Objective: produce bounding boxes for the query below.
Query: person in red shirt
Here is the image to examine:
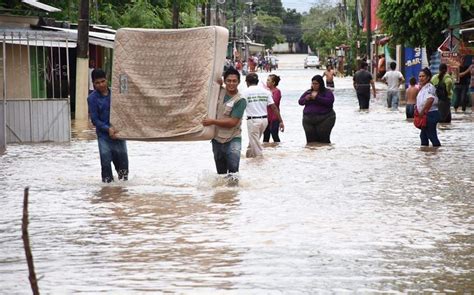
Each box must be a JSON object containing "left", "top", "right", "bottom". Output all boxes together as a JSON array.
[{"left": 263, "top": 74, "right": 282, "bottom": 143}]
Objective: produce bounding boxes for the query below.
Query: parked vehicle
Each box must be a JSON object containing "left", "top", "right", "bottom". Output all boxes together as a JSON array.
[{"left": 304, "top": 55, "right": 320, "bottom": 69}]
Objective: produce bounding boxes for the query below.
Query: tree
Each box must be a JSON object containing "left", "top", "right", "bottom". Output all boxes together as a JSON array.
[
  {"left": 31, "top": 0, "right": 206, "bottom": 29},
  {"left": 253, "top": 13, "right": 285, "bottom": 48},
  {"left": 302, "top": 2, "right": 366, "bottom": 72},
  {"left": 98, "top": 0, "right": 170, "bottom": 29},
  {"left": 251, "top": 0, "right": 284, "bottom": 18},
  {"left": 377, "top": 0, "right": 474, "bottom": 54},
  {"left": 281, "top": 9, "right": 302, "bottom": 53},
  {"left": 302, "top": 4, "right": 341, "bottom": 56}
]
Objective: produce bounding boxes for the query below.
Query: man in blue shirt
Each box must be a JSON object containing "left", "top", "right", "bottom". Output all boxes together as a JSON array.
[{"left": 87, "top": 69, "right": 129, "bottom": 183}]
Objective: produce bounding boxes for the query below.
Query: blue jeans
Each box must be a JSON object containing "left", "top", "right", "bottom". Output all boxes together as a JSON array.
[
  {"left": 212, "top": 138, "right": 241, "bottom": 174},
  {"left": 406, "top": 104, "right": 415, "bottom": 119},
  {"left": 420, "top": 111, "right": 441, "bottom": 147},
  {"left": 386, "top": 90, "right": 399, "bottom": 110},
  {"left": 98, "top": 136, "right": 129, "bottom": 182}
]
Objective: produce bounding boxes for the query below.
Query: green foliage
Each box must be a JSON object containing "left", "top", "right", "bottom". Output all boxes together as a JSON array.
[
  {"left": 377, "top": 0, "right": 474, "bottom": 51},
  {"left": 222, "top": 0, "right": 300, "bottom": 47},
  {"left": 253, "top": 13, "right": 285, "bottom": 48},
  {"left": 113, "top": 0, "right": 169, "bottom": 28},
  {"left": 99, "top": 0, "right": 205, "bottom": 29},
  {"left": 15, "top": 0, "right": 204, "bottom": 29},
  {"left": 178, "top": 9, "right": 202, "bottom": 28},
  {"left": 282, "top": 9, "right": 303, "bottom": 44},
  {"left": 252, "top": 0, "right": 284, "bottom": 18},
  {"left": 301, "top": 1, "right": 366, "bottom": 70},
  {"left": 377, "top": 0, "right": 446, "bottom": 50},
  {"left": 302, "top": 5, "right": 344, "bottom": 56}
]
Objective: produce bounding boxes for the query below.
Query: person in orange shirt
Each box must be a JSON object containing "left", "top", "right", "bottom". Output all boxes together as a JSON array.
[{"left": 377, "top": 54, "right": 386, "bottom": 80}]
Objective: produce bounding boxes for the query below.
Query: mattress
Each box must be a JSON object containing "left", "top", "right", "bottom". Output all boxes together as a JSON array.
[{"left": 110, "top": 26, "right": 229, "bottom": 141}]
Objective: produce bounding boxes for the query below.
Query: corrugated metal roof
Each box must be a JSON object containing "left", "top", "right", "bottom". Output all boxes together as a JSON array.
[
  {"left": 3, "top": 39, "right": 76, "bottom": 48},
  {"left": 40, "top": 26, "right": 115, "bottom": 48},
  {"left": 21, "top": 0, "right": 61, "bottom": 13}
]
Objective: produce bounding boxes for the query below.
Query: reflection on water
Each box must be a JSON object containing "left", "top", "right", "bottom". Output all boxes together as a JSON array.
[
  {"left": 80, "top": 188, "right": 242, "bottom": 292},
  {"left": 0, "top": 69, "right": 473, "bottom": 293}
]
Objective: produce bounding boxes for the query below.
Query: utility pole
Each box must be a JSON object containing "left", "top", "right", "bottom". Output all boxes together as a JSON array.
[
  {"left": 206, "top": 2, "right": 211, "bottom": 26},
  {"left": 232, "top": 0, "right": 236, "bottom": 61},
  {"left": 366, "top": 0, "right": 371, "bottom": 72},
  {"left": 201, "top": 3, "right": 206, "bottom": 25},
  {"left": 75, "top": 0, "right": 89, "bottom": 121},
  {"left": 356, "top": 0, "right": 360, "bottom": 36},
  {"left": 172, "top": 0, "right": 179, "bottom": 28},
  {"left": 216, "top": 3, "right": 220, "bottom": 26}
]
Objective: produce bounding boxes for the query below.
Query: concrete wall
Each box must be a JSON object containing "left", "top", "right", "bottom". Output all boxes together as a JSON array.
[
  {"left": 272, "top": 43, "right": 291, "bottom": 53},
  {"left": 272, "top": 42, "right": 308, "bottom": 54},
  {"left": 0, "top": 44, "right": 32, "bottom": 99}
]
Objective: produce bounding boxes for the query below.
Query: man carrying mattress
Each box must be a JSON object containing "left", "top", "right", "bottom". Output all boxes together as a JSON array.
[
  {"left": 88, "top": 69, "right": 129, "bottom": 183},
  {"left": 203, "top": 68, "right": 247, "bottom": 178}
]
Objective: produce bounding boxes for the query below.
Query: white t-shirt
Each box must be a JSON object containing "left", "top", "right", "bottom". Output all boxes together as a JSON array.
[
  {"left": 416, "top": 83, "right": 438, "bottom": 112},
  {"left": 241, "top": 85, "right": 274, "bottom": 117},
  {"left": 88, "top": 68, "right": 94, "bottom": 91},
  {"left": 382, "top": 70, "right": 404, "bottom": 91}
]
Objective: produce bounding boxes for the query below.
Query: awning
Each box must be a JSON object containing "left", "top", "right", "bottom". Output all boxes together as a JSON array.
[
  {"left": 449, "top": 18, "right": 474, "bottom": 30},
  {"left": 92, "top": 25, "right": 117, "bottom": 34},
  {"left": 438, "top": 34, "right": 460, "bottom": 52},
  {"left": 41, "top": 26, "right": 115, "bottom": 48},
  {"left": 21, "top": 0, "right": 61, "bottom": 12},
  {"left": 378, "top": 36, "right": 390, "bottom": 46}
]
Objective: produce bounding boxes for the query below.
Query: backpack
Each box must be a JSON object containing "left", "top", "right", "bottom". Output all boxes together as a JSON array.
[{"left": 435, "top": 77, "right": 449, "bottom": 101}]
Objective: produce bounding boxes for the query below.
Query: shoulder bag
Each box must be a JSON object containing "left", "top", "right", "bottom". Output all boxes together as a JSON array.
[{"left": 413, "top": 106, "right": 427, "bottom": 129}]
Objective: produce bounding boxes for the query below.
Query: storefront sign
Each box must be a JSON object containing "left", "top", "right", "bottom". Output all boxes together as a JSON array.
[{"left": 404, "top": 47, "right": 422, "bottom": 87}]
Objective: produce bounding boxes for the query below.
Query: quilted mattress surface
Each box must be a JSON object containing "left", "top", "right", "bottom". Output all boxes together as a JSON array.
[{"left": 110, "top": 26, "right": 229, "bottom": 141}]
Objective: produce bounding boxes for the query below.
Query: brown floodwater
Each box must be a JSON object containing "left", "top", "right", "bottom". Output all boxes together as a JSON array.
[{"left": 1, "top": 65, "right": 473, "bottom": 293}]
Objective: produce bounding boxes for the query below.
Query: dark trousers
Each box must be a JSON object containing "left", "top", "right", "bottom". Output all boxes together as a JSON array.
[
  {"left": 454, "top": 84, "right": 469, "bottom": 111},
  {"left": 98, "top": 136, "right": 129, "bottom": 182},
  {"left": 438, "top": 100, "right": 451, "bottom": 123},
  {"left": 263, "top": 120, "right": 280, "bottom": 142},
  {"left": 420, "top": 111, "right": 441, "bottom": 147},
  {"left": 356, "top": 91, "right": 370, "bottom": 109},
  {"left": 302, "top": 110, "right": 336, "bottom": 143}
]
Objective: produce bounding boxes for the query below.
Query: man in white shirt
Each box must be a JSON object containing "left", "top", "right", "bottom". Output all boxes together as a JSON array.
[
  {"left": 382, "top": 61, "right": 405, "bottom": 110},
  {"left": 88, "top": 59, "right": 96, "bottom": 94},
  {"left": 241, "top": 73, "right": 284, "bottom": 157}
]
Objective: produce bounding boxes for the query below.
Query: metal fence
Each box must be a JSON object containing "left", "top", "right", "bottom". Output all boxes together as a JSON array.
[{"left": 1, "top": 30, "right": 73, "bottom": 148}]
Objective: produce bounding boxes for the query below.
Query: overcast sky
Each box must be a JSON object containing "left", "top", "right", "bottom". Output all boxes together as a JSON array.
[
  {"left": 281, "top": 0, "right": 313, "bottom": 13},
  {"left": 281, "top": 0, "right": 337, "bottom": 13}
]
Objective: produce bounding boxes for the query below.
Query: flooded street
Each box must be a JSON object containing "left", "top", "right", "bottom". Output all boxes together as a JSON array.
[{"left": 1, "top": 54, "right": 473, "bottom": 293}]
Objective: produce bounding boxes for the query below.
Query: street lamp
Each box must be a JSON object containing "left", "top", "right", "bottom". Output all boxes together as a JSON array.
[
  {"left": 244, "top": 2, "right": 253, "bottom": 62},
  {"left": 245, "top": 1, "right": 253, "bottom": 35}
]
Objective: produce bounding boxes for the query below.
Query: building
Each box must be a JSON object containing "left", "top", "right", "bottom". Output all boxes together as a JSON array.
[{"left": 0, "top": 5, "right": 114, "bottom": 152}]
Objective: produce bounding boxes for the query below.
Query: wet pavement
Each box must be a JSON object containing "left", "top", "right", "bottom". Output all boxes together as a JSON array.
[{"left": 1, "top": 54, "right": 473, "bottom": 293}]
